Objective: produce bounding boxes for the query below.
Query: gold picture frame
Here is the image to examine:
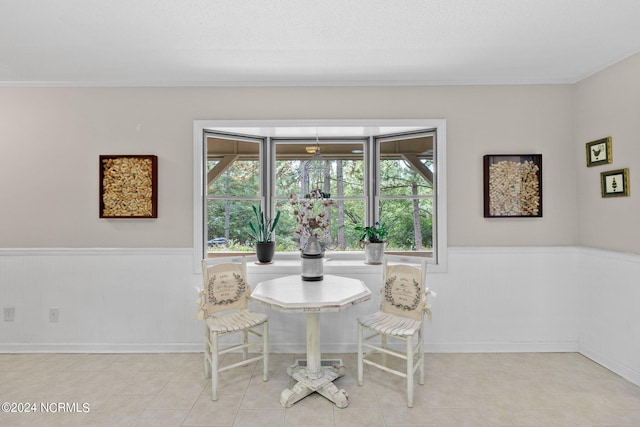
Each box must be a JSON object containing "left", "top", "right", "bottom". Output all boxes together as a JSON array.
[
  {"left": 99, "top": 155, "right": 158, "bottom": 218},
  {"left": 586, "top": 137, "right": 612, "bottom": 167},
  {"left": 600, "top": 168, "right": 630, "bottom": 198}
]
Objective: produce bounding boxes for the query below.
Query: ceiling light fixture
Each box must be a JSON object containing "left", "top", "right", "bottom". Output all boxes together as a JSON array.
[{"left": 302, "top": 136, "right": 326, "bottom": 192}]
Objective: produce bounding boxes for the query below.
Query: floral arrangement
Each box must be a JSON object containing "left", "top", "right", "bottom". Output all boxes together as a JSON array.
[{"left": 289, "top": 189, "right": 335, "bottom": 249}]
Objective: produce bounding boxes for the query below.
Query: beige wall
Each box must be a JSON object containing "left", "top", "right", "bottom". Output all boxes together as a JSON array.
[
  {"left": 0, "top": 84, "right": 576, "bottom": 248},
  {"left": 574, "top": 54, "right": 640, "bottom": 254}
]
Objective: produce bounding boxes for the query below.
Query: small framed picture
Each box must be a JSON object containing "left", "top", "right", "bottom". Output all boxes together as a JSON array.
[
  {"left": 586, "top": 137, "right": 612, "bottom": 167},
  {"left": 100, "top": 155, "right": 158, "bottom": 218},
  {"left": 600, "top": 168, "right": 630, "bottom": 198},
  {"left": 483, "top": 154, "right": 542, "bottom": 218}
]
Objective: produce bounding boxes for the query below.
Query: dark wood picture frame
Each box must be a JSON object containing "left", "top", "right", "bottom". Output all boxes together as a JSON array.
[
  {"left": 99, "top": 155, "right": 158, "bottom": 218},
  {"left": 586, "top": 137, "right": 612, "bottom": 167},
  {"left": 600, "top": 168, "right": 630, "bottom": 198},
  {"left": 483, "top": 154, "right": 542, "bottom": 218}
]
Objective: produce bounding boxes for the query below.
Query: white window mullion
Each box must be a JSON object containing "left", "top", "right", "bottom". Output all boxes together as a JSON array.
[{"left": 366, "top": 135, "right": 377, "bottom": 226}]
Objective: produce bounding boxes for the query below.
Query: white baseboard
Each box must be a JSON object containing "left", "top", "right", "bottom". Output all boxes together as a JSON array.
[
  {"left": 190, "top": 340, "right": 580, "bottom": 355},
  {"left": 0, "top": 343, "right": 202, "bottom": 353},
  {"left": 424, "top": 340, "right": 579, "bottom": 353},
  {"left": 579, "top": 343, "right": 640, "bottom": 387}
]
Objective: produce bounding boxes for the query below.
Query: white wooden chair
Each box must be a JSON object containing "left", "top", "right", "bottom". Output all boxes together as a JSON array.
[
  {"left": 357, "top": 258, "right": 433, "bottom": 407},
  {"left": 197, "top": 257, "right": 269, "bottom": 400}
]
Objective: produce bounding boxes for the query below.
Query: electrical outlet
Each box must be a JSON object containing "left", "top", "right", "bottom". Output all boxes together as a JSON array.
[
  {"left": 49, "top": 308, "right": 59, "bottom": 323},
  {"left": 3, "top": 306, "right": 15, "bottom": 322}
]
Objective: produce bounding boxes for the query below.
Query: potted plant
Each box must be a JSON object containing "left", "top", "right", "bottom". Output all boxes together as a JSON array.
[
  {"left": 355, "top": 221, "right": 388, "bottom": 264},
  {"left": 249, "top": 205, "right": 281, "bottom": 263}
]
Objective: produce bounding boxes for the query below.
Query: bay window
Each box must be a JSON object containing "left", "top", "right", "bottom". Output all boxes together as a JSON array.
[{"left": 194, "top": 120, "right": 447, "bottom": 271}]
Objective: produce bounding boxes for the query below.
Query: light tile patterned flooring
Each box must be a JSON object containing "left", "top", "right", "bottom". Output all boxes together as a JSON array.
[{"left": 1, "top": 352, "right": 640, "bottom": 426}]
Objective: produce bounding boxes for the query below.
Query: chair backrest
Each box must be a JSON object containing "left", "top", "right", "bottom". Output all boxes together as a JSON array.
[
  {"left": 381, "top": 258, "right": 428, "bottom": 321},
  {"left": 200, "top": 257, "right": 249, "bottom": 315}
]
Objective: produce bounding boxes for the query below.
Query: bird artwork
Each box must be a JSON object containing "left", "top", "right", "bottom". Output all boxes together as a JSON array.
[{"left": 592, "top": 147, "right": 602, "bottom": 158}]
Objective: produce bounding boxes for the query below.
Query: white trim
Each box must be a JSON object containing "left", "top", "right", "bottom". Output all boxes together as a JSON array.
[
  {"left": 0, "top": 76, "right": 579, "bottom": 87},
  {"left": 193, "top": 119, "right": 448, "bottom": 274},
  {"left": 0, "top": 340, "right": 580, "bottom": 355},
  {"left": 425, "top": 341, "right": 580, "bottom": 354},
  {"left": 0, "top": 343, "right": 202, "bottom": 353},
  {"left": 580, "top": 343, "right": 640, "bottom": 387},
  {"left": 193, "top": 120, "right": 205, "bottom": 273},
  {"left": 433, "top": 121, "right": 447, "bottom": 272},
  {"left": 447, "top": 245, "right": 640, "bottom": 262},
  {"left": 447, "top": 246, "right": 580, "bottom": 256},
  {"left": 0, "top": 247, "right": 192, "bottom": 256},
  {"left": 576, "top": 246, "right": 640, "bottom": 264}
]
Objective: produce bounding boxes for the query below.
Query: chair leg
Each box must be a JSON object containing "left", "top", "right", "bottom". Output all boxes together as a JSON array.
[
  {"left": 243, "top": 330, "right": 249, "bottom": 362},
  {"left": 381, "top": 334, "right": 388, "bottom": 365},
  {"left": 419, "top": 327, "right": 425, "bottom": 386},
  {"left": 406, "top": 335, "right": 414, "bottom": 408},
  {"left": 262, "top": 321, "right": 269, "bottom": 382},
  {"left": 357, "top": 323, "right": 364, "bottom": 386},
  {"left": 211, "top": 331, "right": 219, "bottom": 401},
  {"left": 204, "top": 325, "right": 211, "bottom": 379}
]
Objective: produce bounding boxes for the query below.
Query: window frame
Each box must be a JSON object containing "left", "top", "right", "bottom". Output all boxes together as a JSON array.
[
  {"left": 203, "top": 130, "right": 265, "bottom": 251},
  {"left": 272, "top": 137, "right": 368, "bottom": 253},
  {"left": 193, "top": 120, "right": 447, "bottom": 273},
  {"left": 374, "top": 130, "right": 437, "bottom": 261}
]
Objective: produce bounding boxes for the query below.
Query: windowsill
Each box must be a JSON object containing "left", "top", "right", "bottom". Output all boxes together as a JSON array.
[
  {"left": 243, "top": 252, "right": 434, "bottom": 275},
  {"left": 205, "top": 251, "right": 440, "bottom": 275},
  {"left": 246, "top": 257, "right": 381, "bottom": 276}
]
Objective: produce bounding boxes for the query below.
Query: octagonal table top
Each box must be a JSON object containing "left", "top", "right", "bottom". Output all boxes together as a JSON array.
[{"left": 251, "top": 274, "right": 371, "bottom": 313}]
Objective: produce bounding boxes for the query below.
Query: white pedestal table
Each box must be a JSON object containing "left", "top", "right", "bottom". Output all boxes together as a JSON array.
[{"left": 250, "top": 274, "right": 371, "bottom": 408}]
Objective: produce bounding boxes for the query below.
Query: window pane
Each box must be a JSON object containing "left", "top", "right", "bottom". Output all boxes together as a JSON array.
[
  {"left": 275, "top": 198, "right": 365, "bottom": 252},
  {"left": 379, "top": 135, "right": 434, "bottom": 196},
  {"left": 380, "top": 158, "right": 433, "bottom": 196},
  {"left": 379, "top": 198, "right": 433, "bottom": 253},
  {"left": 274, "top": 141, "right": 366, "bottom": 253},
  {"left": 201, "top": 127, "right": 440, "bottom": 262},
  {"left": 275, "top": 143, "right": 364, "bottom": 198},
  {"left": 207, "top": 159, "right": 259, "bottom": 197},
  {"left": 207, "top": 199, "right": 259, "bottom": 253}
]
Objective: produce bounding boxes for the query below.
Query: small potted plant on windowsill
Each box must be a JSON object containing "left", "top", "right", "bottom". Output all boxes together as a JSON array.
[
  {"left": 249, "top": 205, "right": 281, "bottom": 264},
  {"left": 355, "top": 221, "right": 388, "bottom": 264}
]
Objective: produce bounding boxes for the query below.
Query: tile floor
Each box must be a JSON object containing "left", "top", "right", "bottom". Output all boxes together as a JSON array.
[{"left": 1, "top": 351, "right": 640, "bottom": 426}]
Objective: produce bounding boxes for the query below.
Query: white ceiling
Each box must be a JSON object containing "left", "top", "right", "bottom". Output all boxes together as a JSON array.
[{"left": 2, "top": 0, "right": 640, "bottom": 86}]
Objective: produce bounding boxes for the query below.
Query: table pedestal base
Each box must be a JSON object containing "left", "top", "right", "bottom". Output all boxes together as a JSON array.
[{"left": 279, "top": 361, "right": 349, "bottom": 408}]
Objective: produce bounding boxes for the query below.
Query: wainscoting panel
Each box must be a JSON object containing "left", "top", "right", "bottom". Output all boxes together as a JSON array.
[
  {"left": 0, "top": 248, "right": 202, "bottom": 353},
  {"left": 576, "top": 247, "right": 640, "bottom": 387},
  {"left": 1, "top": 246, "right": 638, "bottom": 386}
]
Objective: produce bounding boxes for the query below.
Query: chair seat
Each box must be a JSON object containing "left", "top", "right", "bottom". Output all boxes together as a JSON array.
[
  {"left": 206, "top": 310, "right": 268, "bottom": 333},
  {"left": 358, "top": 311, "right": 421, "bottom": 337}
]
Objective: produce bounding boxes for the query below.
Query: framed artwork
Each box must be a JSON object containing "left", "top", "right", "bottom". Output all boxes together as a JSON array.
[
  {"left": 586, "top": 137, "right": 612, "bottom": 167},
  {"left": 483, "top": 154, "right": 542, "bottom": 218},
  {"left": 99, "top": 155, "right": 158, "bottom": 218},
  {"left": 600, "top": 168, "right": 630, "bottom": 198}
]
